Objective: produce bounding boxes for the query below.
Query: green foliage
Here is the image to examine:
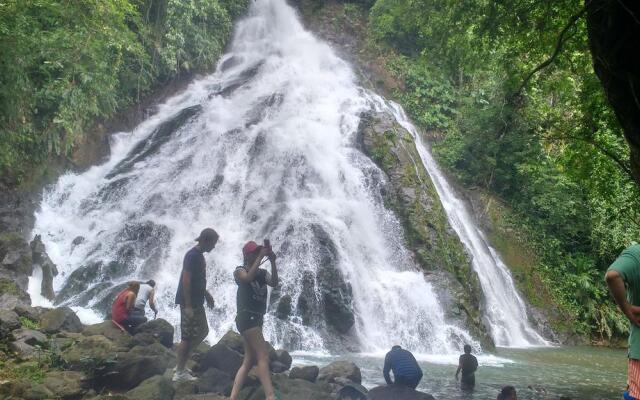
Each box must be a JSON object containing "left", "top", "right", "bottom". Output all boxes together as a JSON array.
[
  {"left": 0, "top": 0, "right": 249, "bottom": 186},
  {"left": 368, "top": 0, "right": 640, "bottom": 340},
  {"left": 19, "top": 316, "right": 39, "bottom": 330}
]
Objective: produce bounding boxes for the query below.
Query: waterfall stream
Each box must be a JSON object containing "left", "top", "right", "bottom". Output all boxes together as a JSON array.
[{"left": 31, "top": 0, "right": 545, "bottom": 352}]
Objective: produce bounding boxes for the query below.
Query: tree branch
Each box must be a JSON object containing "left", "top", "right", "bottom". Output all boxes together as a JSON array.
[{"left": 514, "top": 4, "right": 590, "bottom": 97}]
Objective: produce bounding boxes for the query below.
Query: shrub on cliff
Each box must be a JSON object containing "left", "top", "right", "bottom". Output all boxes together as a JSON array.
[{"left": 0, "top": 0, "right": 249, "bottom": 186}]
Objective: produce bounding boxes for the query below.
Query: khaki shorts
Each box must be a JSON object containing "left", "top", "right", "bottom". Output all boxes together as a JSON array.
[{"left": 180, "top": 306, "right": 209, "bottom": 341}]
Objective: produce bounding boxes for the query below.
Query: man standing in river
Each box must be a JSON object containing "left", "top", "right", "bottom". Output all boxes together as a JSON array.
[
  {"left": 173, "top": 227, "right": 218, "bottom": 382},
  {"left": 605, "top": 243, "right": 640, "bottom": 400}
]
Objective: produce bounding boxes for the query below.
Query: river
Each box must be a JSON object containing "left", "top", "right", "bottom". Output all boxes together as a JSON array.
[{"left": 294, "top": 346, "right": 626, "bottom": 399}]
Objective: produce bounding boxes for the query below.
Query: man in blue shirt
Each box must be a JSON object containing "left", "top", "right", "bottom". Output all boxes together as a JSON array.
[{"left": 383, "top": 345, "right": 423, "bottom": 389}]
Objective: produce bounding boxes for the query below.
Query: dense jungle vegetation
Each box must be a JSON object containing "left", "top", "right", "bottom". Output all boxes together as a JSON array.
[
  {"left": 351, "top": 0, "right": 640, "bottom": 339},
  {"left": 0, "top": 0, "right": 248, "bottom": 186}
]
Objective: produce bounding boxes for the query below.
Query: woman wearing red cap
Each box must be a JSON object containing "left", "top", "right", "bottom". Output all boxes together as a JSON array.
[{"left": 230, "top": 240, "right": 278, "bottom": 400}]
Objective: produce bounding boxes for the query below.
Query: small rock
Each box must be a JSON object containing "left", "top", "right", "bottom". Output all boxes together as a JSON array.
[
  {"left": 126, "top": 375, "right": 175, "bottom": 400},
  {"left": 13, "top": 304, "right": 41, "bottom": 321},
  {"left": 9, "top": 340, "right": 37, "bottom": 360},
  {"left": 173, "top": 380, "right": 198, "bottom": 397},
  {"left": 133, "top": 318, "right": 174, "bottom": 348},
  {"left": 72, "top": 236, "right": 85, "bottom": 246},
  {"left": 11, "top": 328, "right": 47, "bottom": 346},
  {"left": 39, "top": 307, "right": 83, "bottom": 333},
  {"left": 270, "top": 360, "right": 288, "bottom": 373},
  {"left": 289, "top": 365, "right": 320, "bottom": 383},
  {"left": 275, "top": 349, "right": 292, "bottom": 370},
  {"left": 318, "top": 361, "right": 361, "bottom": 385}
]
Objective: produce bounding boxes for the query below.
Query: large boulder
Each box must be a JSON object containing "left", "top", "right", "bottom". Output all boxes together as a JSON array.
[
  {"left": 218, "top": 330, "right": 245, "bottom": 353},
  {"left": 102, "top": 343, "right": 176, "bottom": 390},
  {"left": 39, "top": 307, "right": 83, "bottom": 333},
  {"left": 367, "top": 385, "right": 435, "bottom": 400},
  {"left": 0, "top": 309, "right": 20, "bottom": 338},
  {"left": 274, "top": 349, "right": 292, "bottom": 370},
  {"left": 318, "top": 361, "right": 361, "bottom": 385},
  {"left": 197, "top": 343, "right": 244, "bottom": 376},
  {"left": 242, "top": 373, "right": 333, "bottom": 400},
  {"left": 289, "top": 365, "right": 320, "bottom": 383},
  {"left": 83, "top": 320, "right": 133, "bottom": 348},
  {"left": 336, "top": 382, "right": 368, "bottom": 400},
  {"left": 9, "top": 340, "right": 37, "bottom": 360},
  {"left": 0, "top": 278, "right": 31, "bottom": 310},
  {"left": 133, "top": 319, "right": 174, "bottom": 348},
  {"left": 62, "top": 334, "right": 121, "bottom": 370},
  {"left": 0, "top": 233, "right": 32, "bottom": 290},
  {"left": 11, "top": 328, "right": 47, "bottom": 346},
  {"left": 126, "top": 375, "right": 175, "bottom": 400},
  {"left": 42, "top": 370, "right": 89, "bottom": 399},
  {"left": 194, "top": 367, "right": 234, "bottom": 395}
]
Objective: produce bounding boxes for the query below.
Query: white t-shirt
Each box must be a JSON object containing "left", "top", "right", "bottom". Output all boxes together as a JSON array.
[{"left": 135, "top": 284, "right": 153, "bottom": 310}]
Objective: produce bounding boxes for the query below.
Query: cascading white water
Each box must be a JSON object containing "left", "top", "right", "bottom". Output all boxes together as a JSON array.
[
  {"left": 371, "top": 99, "right": 549, "bottom": 347},
  {"left": 32, "top": 0, "right": 479, "bottom": 354},
  {"left": 31, "top": 0, "right": 545, "bottom": 352}
]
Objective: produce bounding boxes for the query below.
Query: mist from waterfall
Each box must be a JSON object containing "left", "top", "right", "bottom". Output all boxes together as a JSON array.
[{"left": 32, "top": 0, "right": 544, "bottom": 353}]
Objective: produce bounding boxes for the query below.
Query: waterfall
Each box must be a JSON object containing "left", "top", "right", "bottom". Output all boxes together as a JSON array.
[
  {"left": 373, "top": 99, "right": 549, "bottom": 347},
  {"left": 31, "top": 0, "right": 543, "bottom": 352}
]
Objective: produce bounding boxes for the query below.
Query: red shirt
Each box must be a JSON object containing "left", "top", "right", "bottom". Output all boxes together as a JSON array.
[{"left": 112, "top": 289, "right": 132, "bottom": 324}]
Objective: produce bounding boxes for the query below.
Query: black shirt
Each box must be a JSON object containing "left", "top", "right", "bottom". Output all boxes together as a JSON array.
[
  {"left": 235, "top": 266, "right": 268, "bottom": 315},
  {"left": 175, "top": 247, "right": 206, "bottom": 307},
  {"left": 459, "top": 353, "right": 478, "bottom": 377}
]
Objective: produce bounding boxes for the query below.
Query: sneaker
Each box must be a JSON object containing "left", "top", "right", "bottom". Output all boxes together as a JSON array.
[{"left": 172, "top": 369, "right": 197, "bottom": 382}]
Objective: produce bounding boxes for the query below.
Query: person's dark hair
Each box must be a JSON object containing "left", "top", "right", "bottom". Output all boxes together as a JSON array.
[
  {"left": 464, "top": 344, "right": 472, "bottom": 354},
  {"left": 146, "top": 279, "right": 156, "bottom": 287},
  {"left": 497, "top": 386, "right": 516, "bottom": 400},
  {"left": 391, "top": 345, "right": 401, "bottom": 350},
  {"left": 195, "top": 228, "right": 219, "bottom": 243}
]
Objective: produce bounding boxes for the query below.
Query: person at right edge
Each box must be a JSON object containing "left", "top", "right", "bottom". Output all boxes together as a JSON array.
[
  {"left": 383, "top": 345, "right": 423, "bottom": 390},
  {"left": 455, "top": 344, "right": 478, "bottom": 390},
  {"left": 605, "top": 243, "right": 640, "bottom": 400},
  {"left": 230, "top": 240, "right": 279, "bottom": 400},
  {"left": 173, "top": 228, "right": 219, "bottom": 382}
]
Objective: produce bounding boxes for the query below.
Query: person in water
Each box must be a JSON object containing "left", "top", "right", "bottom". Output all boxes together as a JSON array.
[
  {"left": 497, "top": 385, "right": 517, "bottom": 400},
  {"left": 173, "top": 228, "right": 218, "bottom": 382},
  {"left": 111, "top": 281, "right": 144, "bottom": 333},
  {"left": 230, "top": 240, "right": 279, "bottom": 400},
  {"left": 383, "top": 345, "right": 423, "bottom": 390},
  {"left": 131, "top": 279, "right": 158, "bottom": 321},
  {"left": 455, "top": 344, "right": 478, "bottom": 389},
  {"left": 606, "top": 243, "right": 640, "bottom": 400}
]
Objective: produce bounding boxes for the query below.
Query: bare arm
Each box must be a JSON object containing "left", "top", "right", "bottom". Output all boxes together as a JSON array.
[
  {"left": 182, "top": 270, "right": 192, "bottom": 309},
  {"left": 267, "top": 253, "right": 278, "bottom": 287},
  {"left": 383, "top": 353, "right": 393, "bottom": 385},
  {"left": 235, "top": 247, "right": 269, "bottom": 283},
  {"left": 606, "top": 270, "right": 640, "bottom": 325},
  {"left": 125, "top": 292, "right": 136, "bottom": 312},
  {"left": 149, "top": 289, "right": 158, "bottom": 314}
]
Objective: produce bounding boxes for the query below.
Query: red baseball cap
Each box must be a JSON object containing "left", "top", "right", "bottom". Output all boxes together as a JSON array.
[{"left": 242, "top": 241, "right": 259, "bottom": 257}]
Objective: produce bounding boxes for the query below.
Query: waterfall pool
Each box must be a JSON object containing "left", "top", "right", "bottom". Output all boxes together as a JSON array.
[{"left": 292, "top": 346, "right": 626, "bottom": 400}]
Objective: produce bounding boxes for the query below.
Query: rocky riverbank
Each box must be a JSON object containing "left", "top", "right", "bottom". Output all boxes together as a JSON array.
[{"left": 0, "top": 303, "right": 436, "bottom": 400}]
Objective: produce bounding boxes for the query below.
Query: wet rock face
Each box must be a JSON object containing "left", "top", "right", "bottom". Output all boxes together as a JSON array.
[
  {"left": 0, "top": 233, "right": 32, "bottom": 291},
  {"left": 312, "top": 224, "right": 355, "bottom": 335},
  {"left": 55, "top": 220, "right": 171, "bottom": 309},
  {"left": 39, "top": 306, "right": 83, "bottom": 334},
  {"left": 357, "top": 111, "right": 493, "bottom": 348},
  {"left": 318, "top": 360, "right": 361, "bottom": 385}
]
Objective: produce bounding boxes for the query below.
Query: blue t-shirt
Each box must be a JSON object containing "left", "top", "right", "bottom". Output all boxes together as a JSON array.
[
  {"left": 383, "top": 347, "right": 423, "bottom": 384},
  {"left": 175, "top": 247, "right": 206, "bottom": 307}
]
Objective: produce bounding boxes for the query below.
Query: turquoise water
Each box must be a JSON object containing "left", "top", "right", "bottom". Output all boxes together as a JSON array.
[{"left": 293, "top": 346, "right": 628, "bottom": 399}]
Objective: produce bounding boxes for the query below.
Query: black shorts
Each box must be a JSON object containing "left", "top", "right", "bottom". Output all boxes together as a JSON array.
[{"left": 236, "top": 311, "right": 263, "bottom": 333}]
